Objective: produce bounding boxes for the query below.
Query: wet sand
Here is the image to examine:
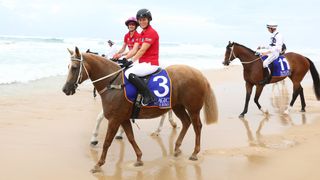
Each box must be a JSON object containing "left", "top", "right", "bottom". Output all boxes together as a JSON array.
[{"left": 1, "top": 65, "right": 320, "bottom": 180}]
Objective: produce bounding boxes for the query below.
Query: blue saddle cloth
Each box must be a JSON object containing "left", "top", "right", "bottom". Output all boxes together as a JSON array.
[
  {"left": 123, "top": 69, "right": 172, "bottom": 108},
  {"left": 262, "top": 55, "right": 291, "bottom": 76}
]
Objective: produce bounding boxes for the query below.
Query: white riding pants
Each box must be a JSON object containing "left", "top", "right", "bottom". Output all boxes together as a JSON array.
[
  {"left": 124, "top": 62, "right": 159, "bottom": 78},
  {"left": 263, "top": 52, "right": 279, "bottom": 68}
]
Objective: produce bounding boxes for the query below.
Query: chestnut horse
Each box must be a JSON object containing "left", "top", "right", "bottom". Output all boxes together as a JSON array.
[
  {"left": 62, "top": 47, "right": 218, "bottom": 172},
  {"left": 223, "top": 42, "right": 320, "bottom": 118}
]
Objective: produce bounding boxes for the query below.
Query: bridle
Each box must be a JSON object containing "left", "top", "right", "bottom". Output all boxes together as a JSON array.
[
  {"left": 228, "top": 44, "right": 237, "bottom": 61},
  {"left": 228, "top": 44, "right": 261, "bottom": 64},
  {"left": 70, "top": 54, "right": 125, "bottom": 94}
]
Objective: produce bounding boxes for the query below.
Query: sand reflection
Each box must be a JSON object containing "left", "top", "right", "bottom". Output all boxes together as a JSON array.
[{"left": 89, "top": 128, "right": 203, "bottom": 180}]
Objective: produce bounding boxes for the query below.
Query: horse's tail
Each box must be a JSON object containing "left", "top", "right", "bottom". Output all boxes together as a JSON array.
[
  {"left": 204, "top": 82, "right": 218, "bottom": 124},
  {"left": 306, "top": 57, "right": 320, "bottom": 100}
]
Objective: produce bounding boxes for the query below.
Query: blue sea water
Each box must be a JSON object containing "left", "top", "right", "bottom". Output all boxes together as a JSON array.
[{"left": 0, "top": 35, "right": 319, "bottom": 84}]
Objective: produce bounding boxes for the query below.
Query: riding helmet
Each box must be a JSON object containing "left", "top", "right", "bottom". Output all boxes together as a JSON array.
[{"left": 136, "top": 9, "right": 152, "bottom": 21}]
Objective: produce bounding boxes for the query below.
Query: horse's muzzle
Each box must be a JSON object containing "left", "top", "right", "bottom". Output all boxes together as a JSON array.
[
  {"left": 62, "top": 83, "right": 77, "bottom": 95},
  {"left": 222, "top": 61, "right": 230, "bottom": 66}
]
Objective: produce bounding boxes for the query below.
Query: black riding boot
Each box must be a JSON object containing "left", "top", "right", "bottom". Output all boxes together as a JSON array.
[
  {"left": 128, "top": 73, "right": 157, "bottom": 105},
  {"left": 259, "top": 67, "right": 271, "bottom": 85}
]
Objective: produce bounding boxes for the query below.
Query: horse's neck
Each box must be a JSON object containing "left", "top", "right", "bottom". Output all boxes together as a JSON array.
[
  {"left": 84, "top": 54, "right": 121, "bottom": 85},
  {"left": 235, "top": 46, "right": 262, "bottom": 77},
  {"left": 236, "top": 46, "right": 257, "bottom": 63}
]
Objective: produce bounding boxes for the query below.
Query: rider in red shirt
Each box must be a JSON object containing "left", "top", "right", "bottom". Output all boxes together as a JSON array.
[
  {"left": 137, "top": 22, "right": 159, "bottom": 65},
  {"left": 113, "top": 17, "right": 140, "bottom": 59},
  {"left": 124, "top": 9, "right": 160, "bottom": 105}
]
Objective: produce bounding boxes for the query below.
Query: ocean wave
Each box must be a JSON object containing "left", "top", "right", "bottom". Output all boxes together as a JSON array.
[{"left": 0, "top": 35, "right": 319, "bottom": 84}]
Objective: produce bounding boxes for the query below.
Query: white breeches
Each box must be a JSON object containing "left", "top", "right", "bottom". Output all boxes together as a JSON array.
[
  {"left": 124, "top": 62, "right": 159, "bottom": 78},
  {"left": 263, "top": 52, "right": 279, "bottom": 68}
]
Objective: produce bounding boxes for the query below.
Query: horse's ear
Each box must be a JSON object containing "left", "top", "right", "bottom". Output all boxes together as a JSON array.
[
  {"left": 67, "top": 48, "right": 73, "bottom": 55},
  {"left": 75, "top": 46, "right": 81, "bottom": 57},
  {"left": 228, "top": 41, "right": 231, "bottom": 45}
]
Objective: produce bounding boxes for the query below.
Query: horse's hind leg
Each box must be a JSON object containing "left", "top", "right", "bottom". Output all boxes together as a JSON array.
[
  {"left": 172, "top": 105, "right": 191, "bottom": 157},
  {"left": 168, "top": 110, "right": 177, "bottom": 128},
  {"left": 189, "top": 111, "right": 202, "bottom": 161},
  {"left": 121, "top": 119, "right": 143, "bottom": 166},
  {"left": 151, "top": 111, "right": 177, "bottom": 136},
  {"left": 285, "top": 83, "right": 302, "bottom": 114},
  {"left": 299, "top": 87, "right": 306, "bottom": 112},
  {"left": 151, "top": 113, "right": 166, "bottom": 136}
]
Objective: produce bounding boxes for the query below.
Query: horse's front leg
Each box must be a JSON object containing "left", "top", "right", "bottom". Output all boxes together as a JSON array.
[
  {"left": 91, "top": 119, "right": 121, "bottom": 173},
  {"left": 90, "top": 110, "right": 104, "bottom": 146},
  {"left": 240, "top": 82, "right": 253, "bottom": 118},
  {"left": 254, "top": 85, "right": 268, "bottom": 115},
  {"left": 121, "top": 119, "right": 143, "bottom": 166}
]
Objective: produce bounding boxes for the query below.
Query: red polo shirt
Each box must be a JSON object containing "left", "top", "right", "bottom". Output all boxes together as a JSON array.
[
  {"left": 139, "top": 25, "right": 159, "bottom": 65},
  {"left": 124, "top": 31, "right": 140, "bottom": 50}
]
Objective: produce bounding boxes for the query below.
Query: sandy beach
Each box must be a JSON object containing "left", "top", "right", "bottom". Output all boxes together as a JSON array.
[{"left": 1, "top": 65, "right": 320, "bottom": 180}]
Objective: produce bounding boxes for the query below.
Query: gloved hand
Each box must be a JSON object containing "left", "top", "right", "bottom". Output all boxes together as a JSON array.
[
  {"left": 121, "top": 58, "right": 133, "bottom": 69},
  {"left": 113, "top": 53, "right": 121, "bottom": 60}
]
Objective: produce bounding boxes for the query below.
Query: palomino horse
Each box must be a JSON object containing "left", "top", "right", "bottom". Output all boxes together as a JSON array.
[
  {"left": 62, "top": 47, "right": 218, "bottom": 172},
  {"left": 223, "top": 42, "right": 320, "bottom": 118},
  {"left": 90, "top": 110, "right": 176, "bottom": 145}
]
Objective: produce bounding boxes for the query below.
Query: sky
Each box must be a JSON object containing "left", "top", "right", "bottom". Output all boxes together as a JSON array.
[{"left": 1, "top": 0, "right": 320, "bottom": 48}]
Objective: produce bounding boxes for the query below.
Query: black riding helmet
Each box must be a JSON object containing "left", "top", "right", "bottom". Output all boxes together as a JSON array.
[{"left": 136, "top": 8, "right": 152, "bottom": 21}]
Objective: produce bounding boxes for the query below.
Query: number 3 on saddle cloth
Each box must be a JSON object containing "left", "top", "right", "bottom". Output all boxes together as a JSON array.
[
  {"left": 261, "top": 55, "right": 291, "bottom": 77},
  {"left": 122, "top": 69, "right": 172, "bottom": 109}
]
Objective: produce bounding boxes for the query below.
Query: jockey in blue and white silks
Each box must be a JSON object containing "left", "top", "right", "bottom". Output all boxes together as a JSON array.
[{"left": 257, "top": 22, "right": 285, "bottom": 85}]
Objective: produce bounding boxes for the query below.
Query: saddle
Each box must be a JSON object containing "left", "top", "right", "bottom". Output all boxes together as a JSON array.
[
  {"left": 123, "top": 68, "right": 172, "bottom": 122},
  {"left": 262, "top": 55, "right": 291, "bottom": 77}
]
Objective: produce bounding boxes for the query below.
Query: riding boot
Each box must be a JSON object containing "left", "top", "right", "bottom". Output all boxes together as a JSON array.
[
  {"left": 259, "top": 67, "right": 271, "bottom": 85},
  {"left": 128, "top": 73, "right": 157, "bottom": 106}
]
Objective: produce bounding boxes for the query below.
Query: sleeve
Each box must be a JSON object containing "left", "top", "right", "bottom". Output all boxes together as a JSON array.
[{"left": 142, "top": 31, "right": 155, "bottom": 45}]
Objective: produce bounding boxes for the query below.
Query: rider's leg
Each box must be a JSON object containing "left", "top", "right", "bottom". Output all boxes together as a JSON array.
[
  {"left": 125, "top": 62, "right": 159, "bottom": 106},
  {"left": 128, "top": 73, "right": 156, "bottom": 105},
  {"left": 259, "top": 53, "right": 277, "bottom": 85}
]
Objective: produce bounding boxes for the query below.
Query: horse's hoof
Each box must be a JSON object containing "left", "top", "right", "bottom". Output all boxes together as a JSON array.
[
  {"left": 300, "top": 109, "right": 306, "bottom": 112},
  {"left": 115, "top": 136, "right": 123, "bottom": 140},
  {"left": 170, "top": 122, "right": 177, "bottom": 128},
  {"left": 151, "top": 132, "right": 160, "bottom": 136},
  {"left": 90, "top": 141, "right": 98, "bottom": 146},
  {"left": 134, "top": 161, "right": 144, "bottom": 167},
  {"left": 174, "top": 149, "right": 182, "bottom": 157},
  {"left": 189, "top": 155, "right": 198, "bottom": 161},
  {"left": 238, "top": 114, "right": 245, "bottom": 119},
  {"left": 90, "top": 165, "right": 102, "bottom": 173}
]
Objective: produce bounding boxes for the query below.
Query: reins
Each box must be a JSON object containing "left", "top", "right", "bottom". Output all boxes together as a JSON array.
[{"left": 71, "top": 54, "right": 125, "bottom": 94}]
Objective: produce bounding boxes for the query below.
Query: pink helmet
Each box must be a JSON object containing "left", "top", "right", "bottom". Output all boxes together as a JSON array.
[{"left": 125, "top": 17, "right": 139, "bottom": 27}]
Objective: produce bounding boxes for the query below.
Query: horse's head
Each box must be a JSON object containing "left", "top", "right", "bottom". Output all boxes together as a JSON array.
[
  {"left": 223, "top": 41, "right": 237, "bottom": 66},
  {"left": 62, "top": 47, "right": 89, "bottom": 95}
]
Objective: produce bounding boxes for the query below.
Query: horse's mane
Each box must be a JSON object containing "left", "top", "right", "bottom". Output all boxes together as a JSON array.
[
  {"left": 84, "top": 53, "right": 120, "bottom": 68},
  {"left": 233, "top": 42, "right": 256, "bottom": 54}
]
